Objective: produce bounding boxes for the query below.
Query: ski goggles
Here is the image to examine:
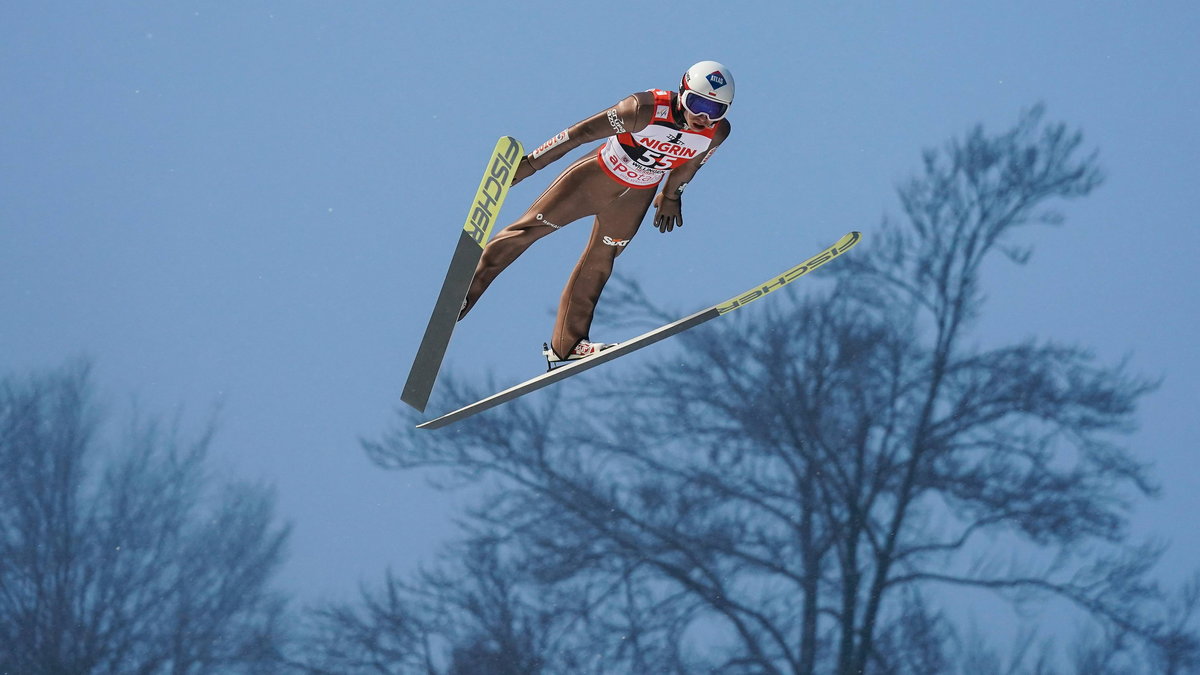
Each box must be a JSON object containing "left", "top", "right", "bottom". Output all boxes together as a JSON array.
[{"left": 681, "top": 90, "right": 729, "bottom": 121}]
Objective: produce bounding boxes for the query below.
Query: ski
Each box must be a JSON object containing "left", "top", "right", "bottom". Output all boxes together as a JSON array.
[
  {"left": 416, "top": 230, "right": 862, "bottom": 429},
  {"left": 401, "top": 136, "right": 524, "bottom": 412}
]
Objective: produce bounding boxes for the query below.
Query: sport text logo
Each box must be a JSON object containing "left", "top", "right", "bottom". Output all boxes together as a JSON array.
[
  {"left": 639, "top": 138, "right": 697, "bottom": 157},
  {"left": 465, "top": 137, "right": 522, "bottom": 245},
  {"left": 532, "top": 130, "right": 569, "bottom": 160},
  {"left": 715, "top": 232, "right": 861, "bottom": 314},
  {"left": 607, "top": 109, "right": 627, "bottom": 134}
]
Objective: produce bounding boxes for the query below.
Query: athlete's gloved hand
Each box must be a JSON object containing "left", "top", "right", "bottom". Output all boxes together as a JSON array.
[
  {"left": 653, "top": 192, "right": 683, "bottom": 233},
  {"left": 511, "top": 155, "right": 537, "bottom": 187}
]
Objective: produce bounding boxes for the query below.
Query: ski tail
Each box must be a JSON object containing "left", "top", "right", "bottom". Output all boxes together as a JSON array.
[
  {"left": 401, "top": 136, "right": 524, "bottom": 411},
  {"left": 416, "top": 231, "right": 862, "bottom": 428}
]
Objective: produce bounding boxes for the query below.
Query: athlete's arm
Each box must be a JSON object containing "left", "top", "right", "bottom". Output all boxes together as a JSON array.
[
  {"left": 653, "top": 119, "right": 732, "bottom": 233},
  {"left": 511, "top": 92, "right": 656, "bottom": 185},
  {"left": 661, "top": 118, "right": 731, "bottom": 200}
]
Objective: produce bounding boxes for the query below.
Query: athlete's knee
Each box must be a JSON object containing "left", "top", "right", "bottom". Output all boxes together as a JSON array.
[
  {"left": 476, "top": 247, "right": 510, "bottom": 274},
  {"left": 497, "top": 214, "right": 560, "bottom": 245},
  {"left": 481, "top": 223, "right": 543, "bottom": 265}
]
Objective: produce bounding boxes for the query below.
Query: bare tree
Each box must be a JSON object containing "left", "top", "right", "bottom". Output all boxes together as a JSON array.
[
  {"left": 353, "top": 106, "right": 1198, "bottom": 673},
  {"left": 0, "top": 361, "right": 291, "bottom": 674},
  {"left": 294, "top": 538, "right": 560, "bottom": 675}
]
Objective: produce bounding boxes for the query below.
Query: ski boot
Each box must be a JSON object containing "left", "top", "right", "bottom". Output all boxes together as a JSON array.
[{"left": 543, "top": 339, "right": 617, "bottom": 371}]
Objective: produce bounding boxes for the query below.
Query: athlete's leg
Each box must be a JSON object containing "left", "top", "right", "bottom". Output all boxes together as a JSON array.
[
  {"left": 459, "top": 156, "right": 619, "bottom": 319},
  {"left": 550, "top": 186, "right": 655, "bottom": 358}
]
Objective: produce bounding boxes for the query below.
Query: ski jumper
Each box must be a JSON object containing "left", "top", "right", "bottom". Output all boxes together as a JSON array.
[{"left": 459, "top": 89, "right": 731, "bottom": 360}]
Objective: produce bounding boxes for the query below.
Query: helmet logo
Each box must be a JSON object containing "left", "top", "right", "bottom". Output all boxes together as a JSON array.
[{"left": 706, "top": 71, "right": 727, "bottom": 89}]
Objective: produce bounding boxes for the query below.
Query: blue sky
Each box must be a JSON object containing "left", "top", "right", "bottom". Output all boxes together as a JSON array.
[{"left": 3, "top": 1, "right": 1198, "bottom": 611}]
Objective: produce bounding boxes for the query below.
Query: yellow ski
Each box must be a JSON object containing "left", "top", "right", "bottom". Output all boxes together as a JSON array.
[
  {"left": 418, "top": 231, "right": 861, "bottom": 429},
  {"left": 402, "top": 136, "right": 524, "bottom": 412}
]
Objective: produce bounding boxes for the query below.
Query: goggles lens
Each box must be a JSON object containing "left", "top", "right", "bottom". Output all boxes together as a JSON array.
[{"left": 682, "top": 91, "right": 729, "bottom": 120}]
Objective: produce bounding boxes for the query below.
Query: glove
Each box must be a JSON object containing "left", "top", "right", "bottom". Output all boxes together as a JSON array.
[
  {"left": 511, "top": 155, "right": 537, "bottom": 187},
  {"left": 653, "top": 192, "right": 683, "bottom": 233}
]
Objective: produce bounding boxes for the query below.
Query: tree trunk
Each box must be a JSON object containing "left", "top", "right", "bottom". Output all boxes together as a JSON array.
[{"left": 799, "top": 465, "right": 819, "bottom": 675}]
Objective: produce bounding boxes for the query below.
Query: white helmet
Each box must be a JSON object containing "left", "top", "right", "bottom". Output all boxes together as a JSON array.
[
  {"left": 681, "top": 61, "right": 735, "bottom": 104},
  {"left": 680, "top": 61, "right": 734, "bottom": 120}
]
